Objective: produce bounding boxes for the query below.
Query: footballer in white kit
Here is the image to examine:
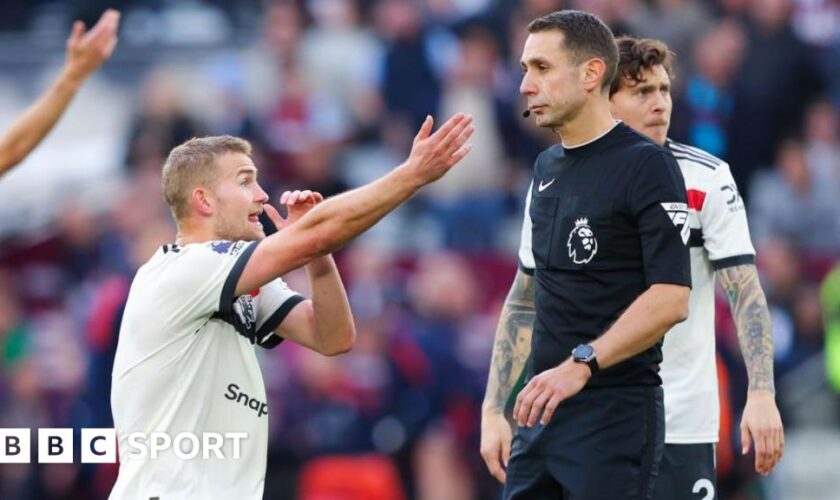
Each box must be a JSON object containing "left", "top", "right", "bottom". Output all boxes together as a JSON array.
[
  {"left": 608, "top": 37, "right": 783, "bottom": 498},
  {"left": 108, "top": 135, "right": 356, "bottom": 500},
  {"left": 109, "top": 114, "right": 476, "bottom": 499},
  {"left": 110, "top": 240, "right": 303, "bottom": 499},
  {"left": 659, "top": 139, "right": 753, "bottom": 447}
]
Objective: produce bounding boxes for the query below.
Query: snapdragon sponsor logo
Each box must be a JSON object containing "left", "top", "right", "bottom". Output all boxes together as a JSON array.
[
  {"left": 0, "top": 429, "right": 248, "bottom": 463},
  {"left": 225, "top": 383, "right": 268, "bottom": 417}
]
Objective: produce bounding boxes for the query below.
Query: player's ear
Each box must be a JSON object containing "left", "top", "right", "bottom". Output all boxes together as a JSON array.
[
  {"left": 581, "top": 58, "right": 606, "bottom": 93},
  {"left": 192, "top": 187, "right": 214, "bottom": 216}
]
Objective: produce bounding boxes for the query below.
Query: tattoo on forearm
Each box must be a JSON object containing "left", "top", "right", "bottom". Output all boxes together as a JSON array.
[
  {"left": 483, "top": 270, "right": 536, "bottom": 412},
  {"left": 718, "top": 264, "right": 775, "bottom": 393}
]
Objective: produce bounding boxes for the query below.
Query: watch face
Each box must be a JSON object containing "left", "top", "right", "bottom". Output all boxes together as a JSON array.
[{"left": 573, "top": 344, "right": 594, "bottom": 360}]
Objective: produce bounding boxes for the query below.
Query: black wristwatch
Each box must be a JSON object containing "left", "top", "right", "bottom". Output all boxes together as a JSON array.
[{"left": 571, "top": 344, "right": 599, "bottom": 375}]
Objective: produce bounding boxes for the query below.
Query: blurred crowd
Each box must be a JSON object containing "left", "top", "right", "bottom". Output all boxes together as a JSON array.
[{"left": 1, "top": 0, "right": 840, "bottom": 498}]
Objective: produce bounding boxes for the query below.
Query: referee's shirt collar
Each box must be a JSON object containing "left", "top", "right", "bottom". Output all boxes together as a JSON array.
[{"left": 561, "top": 120, "right": 622, "bottom": 156}]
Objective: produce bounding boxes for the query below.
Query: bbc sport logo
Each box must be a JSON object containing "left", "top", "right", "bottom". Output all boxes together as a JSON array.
[{"left": 0, "top": 428, "right": 248, "bottom": 463}]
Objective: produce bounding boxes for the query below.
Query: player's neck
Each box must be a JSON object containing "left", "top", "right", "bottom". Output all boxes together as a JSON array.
[
  {"left": 174, "top": 220, "right": 216, "bottom": 246},
  {"left": 556, "top": 98, "right": 616, "bottom": 148}
]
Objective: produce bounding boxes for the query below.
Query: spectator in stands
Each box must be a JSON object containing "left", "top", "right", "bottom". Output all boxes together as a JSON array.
[
  {"left": 429, "top": 23, "right": 510, "bottom": 249},
  {"left": 123, "top": 69, "right": 205, "bottom": 170},
  {"left": 374, "top": 0, "right": 452, "bottom": 130},
  {"left": 626, "top": 0, "right": 715, "bottom": 67},
  {"left": 804, "top": 99, "right": 840, "bottom": 181},
  {"left": 727, "top": 0, "right": 824, "bottom": 199},
  {"left": 749, "top": 138, "right": 840, "bottom": 252},
  {"left": 669, "top": 19, "right": 746, "bottom": 158}
]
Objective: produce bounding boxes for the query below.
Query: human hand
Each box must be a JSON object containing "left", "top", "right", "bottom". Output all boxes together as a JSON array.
[
  {"left": 513, "top": 360, "right": 590, "bottom": 427},
  {"left": 404, "top": 113, "right": 473, "bottom": 185},
  {"left": 65, "top": 9, "right": 120, "bottom": 82},
  {"left": 263, "top": 190, "right": 324, "bottom": 229},
  {"left": 480, "top": 411, "right": 514, "bottom": 484},
  {"left": 740, "top": 389, "right": 784, "bottom": 475}
]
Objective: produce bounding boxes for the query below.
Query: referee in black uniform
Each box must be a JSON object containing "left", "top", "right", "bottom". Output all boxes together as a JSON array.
[{"left": 497, "top": 11, "right": 692, "bottom": 499}]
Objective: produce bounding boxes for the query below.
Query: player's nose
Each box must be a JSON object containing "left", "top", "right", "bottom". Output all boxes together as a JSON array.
[
  {"left": 652, "top": 94, "right": 667, "bottom": 113},
  {"left": 254, "top": 183, "right": 269, "bottom": 204}
]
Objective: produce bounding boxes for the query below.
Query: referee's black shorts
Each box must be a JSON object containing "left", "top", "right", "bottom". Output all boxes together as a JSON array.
[{"left": 503, "top": 385, "right": 664, "bottom": 500}]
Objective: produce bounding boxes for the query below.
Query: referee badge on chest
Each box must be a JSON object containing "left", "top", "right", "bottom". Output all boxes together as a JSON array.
[{"left": 567, "top": 217, "right": 598, "bottom": 264}]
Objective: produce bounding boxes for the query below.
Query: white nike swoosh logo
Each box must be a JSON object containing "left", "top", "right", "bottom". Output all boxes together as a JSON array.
[{"left": 538, "top": 179, "right": 555, "bottom": 192}]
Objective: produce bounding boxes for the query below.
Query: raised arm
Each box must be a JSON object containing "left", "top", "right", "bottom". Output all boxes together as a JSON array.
[
  {"left": 0, "top": 10, "right": 119, "bottom": 176},
  {"left": 480, "top": 269, "right": 535, "bottom": 483},
  {"left": 261, "top": 190, "right": 356, "bottom": 357},
  {"left": 718, "top": 263, "right": 783, "bottom": 475},
  {"left": 235, "top": 113, "right": 474, "bottom": 296}
]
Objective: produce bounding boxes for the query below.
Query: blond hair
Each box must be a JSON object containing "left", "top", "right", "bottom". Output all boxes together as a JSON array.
[{"left": 161, "top": 135, "right": 252, "bottom": 220}]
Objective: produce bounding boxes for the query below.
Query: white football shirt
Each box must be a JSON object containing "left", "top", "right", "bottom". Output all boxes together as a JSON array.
[
  {"left": 660, "top": 140, "right": 754, "bottom": 443},
  {"left": 518, "top": 139, "right": 755, "bottom": 444},
  {"left": 110, "top": 240, "right": 303, "bottom": 499}
]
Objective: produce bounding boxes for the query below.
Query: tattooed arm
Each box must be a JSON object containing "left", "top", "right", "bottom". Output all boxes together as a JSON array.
[
  {"left": 718, "top": 263, "right": 784, "bottom": 475},
  {"left": 480, "top": 268, "right": 535, "bottom": 483},
  {"left": 719, "top": 264, "right": 775, "bottom": 391},
  {"left": 482, "top": 269, "right": 535, "bottom": 413}
]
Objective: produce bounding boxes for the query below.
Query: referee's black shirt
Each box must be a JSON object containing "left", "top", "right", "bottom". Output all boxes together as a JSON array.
[{"left": 526, "top": 122, "right": 691, "bottom": 387}]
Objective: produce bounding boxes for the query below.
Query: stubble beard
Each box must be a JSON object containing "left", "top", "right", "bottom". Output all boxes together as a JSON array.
[
  {"left": 540, "top": 95, "right": 585, "bottom": 131},
  {"left": 213, "top": 214, "right": 263, "bottom": 242}
]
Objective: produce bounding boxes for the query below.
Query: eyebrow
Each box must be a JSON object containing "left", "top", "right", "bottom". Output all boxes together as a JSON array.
[
  {"left": 236, "top": 166, "right": 257, "bottom": 176},
  {"left": 520, "top": 56, "right": 550, "bottom": 69},
  {"left": 633, "top": 81, "right": 670, "bottom": 91}
]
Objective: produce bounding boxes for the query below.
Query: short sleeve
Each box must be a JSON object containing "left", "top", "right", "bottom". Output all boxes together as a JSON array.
[
  {"left": 252, "top": 278, "right": 306, "bottom": 348},
  {"left": 629, "top": 152, "right": 692, "bottom": 287},
  {"left": 518, "top": 182, "right": 535, "bottom": 275},
  {"left": 698, "top": 162, "right": 756, "bottom": 269},
  {"left": 166, "top": 240, "right": 259, "bottom": 321}
]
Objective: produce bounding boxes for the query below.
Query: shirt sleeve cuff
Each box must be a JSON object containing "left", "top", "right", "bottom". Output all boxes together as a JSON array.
[
  {"left": 255, "top": 294, "right": 306, "bottom": 349},
  {"left": 518, "top": 260, "right": 535, "bottom": 276},
  {"left": 710, "top": 254, "right": 755, "bottom": 270},
  {"left": 218, "top": 241, "right": 260, "bottom": 314},
  {"left": 645, "top": 274, "right": 692, "bottom": 289}
]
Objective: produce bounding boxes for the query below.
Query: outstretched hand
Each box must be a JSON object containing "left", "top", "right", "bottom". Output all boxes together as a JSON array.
[
  {"left": 263, "top": 190, "right": 324, "bottom": 230},
  {"left": 405, "top": 113, "right": 474, "bottom": 184},
  {"left": 66, "top": 9, "right": 120, "bottom": 81}
]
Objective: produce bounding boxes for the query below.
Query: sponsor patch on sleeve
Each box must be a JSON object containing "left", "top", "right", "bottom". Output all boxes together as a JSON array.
[{"left": 660, "top": 202, "right": 690, "bottom": 245}]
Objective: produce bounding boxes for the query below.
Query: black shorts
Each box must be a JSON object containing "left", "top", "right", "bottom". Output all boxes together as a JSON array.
[
  {"left": 652, "top": 443, "right": 716, "bottom": 500},
  {"left": 503, "top": 385, "right": 664, "bottom": 500}
]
